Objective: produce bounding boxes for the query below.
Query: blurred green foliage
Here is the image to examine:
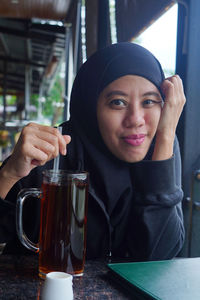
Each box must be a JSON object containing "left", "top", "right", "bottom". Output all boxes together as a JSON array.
[{"left": 31, "top": 74, "right": 64, "bottom": 124}]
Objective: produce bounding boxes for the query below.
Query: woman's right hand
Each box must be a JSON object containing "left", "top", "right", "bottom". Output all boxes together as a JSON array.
[
  {"left": 0, "top": 123, "right": 71, "bottom": 198},
  {"left": 152, "top": 75, "right": 186, "bottom": 161}
]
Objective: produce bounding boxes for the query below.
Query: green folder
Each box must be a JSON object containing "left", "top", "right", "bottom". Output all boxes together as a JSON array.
[{"left": 107, "top": 257, "right": 200, "bottom": 300}]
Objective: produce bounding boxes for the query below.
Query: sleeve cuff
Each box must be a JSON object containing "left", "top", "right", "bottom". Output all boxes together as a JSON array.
[{"left": 131, "top": 156, "right": 176, "bottom": 194}]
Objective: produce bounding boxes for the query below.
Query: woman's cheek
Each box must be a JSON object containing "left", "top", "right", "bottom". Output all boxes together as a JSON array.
[{"left": 145, "top": 110, "right": 161, "bottom": 133}]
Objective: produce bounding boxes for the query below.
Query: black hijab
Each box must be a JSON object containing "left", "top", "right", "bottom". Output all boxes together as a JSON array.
[{"left": 68, "top": 42, "right": 165, "bottom": 218}]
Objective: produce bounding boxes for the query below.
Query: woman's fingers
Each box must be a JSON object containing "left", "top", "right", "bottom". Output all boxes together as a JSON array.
[
  {"left": 6, "top": 123, "right": 71, "bottom": 179},
  {"left": 152, "top": 75, "right": 186, "bottom": 160},
  {"left": 63, "top": 135, "right": 71, "bottom": 155},
  {"left": 160, "top": 75, "right": 186, "bottom": 127},
  {"left": 21, "top": 123, "right": 70, "bottom": 158},
  {"left": 155, "top": 75, "right": 186, "bottom": 145},
  {"left": 50, "top": 127, "right": 70, "bottom": 156},
  {"left": 162, "top": 75, "right": 186, "bottom": 107}
]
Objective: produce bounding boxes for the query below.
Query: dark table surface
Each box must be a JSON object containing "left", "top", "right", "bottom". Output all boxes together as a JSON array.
[{"left": 0, "top": 254, "right": 133, "bottom": 300}]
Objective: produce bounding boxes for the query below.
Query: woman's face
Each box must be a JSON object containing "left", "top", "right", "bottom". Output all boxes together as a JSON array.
[{"left": 97, "top": 75, "right": 163, "bottom": 162}]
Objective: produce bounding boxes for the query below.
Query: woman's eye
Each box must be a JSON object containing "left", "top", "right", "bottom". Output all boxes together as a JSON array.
[
  {"left": 143, "top": 99, "right": 162, "bottom": 107},
  {"left": 109, "top": 99, "right": 126, "bottom": 108}
]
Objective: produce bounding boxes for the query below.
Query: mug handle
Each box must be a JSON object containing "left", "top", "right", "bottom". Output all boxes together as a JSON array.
[{"left": 16, "top": 188, "right": 42, "bottom": 253}]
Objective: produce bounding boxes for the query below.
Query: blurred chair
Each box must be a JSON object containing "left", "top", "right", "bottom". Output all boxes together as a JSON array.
[{"left": 179, "top": 170, "right": 200, "bottom": 257}]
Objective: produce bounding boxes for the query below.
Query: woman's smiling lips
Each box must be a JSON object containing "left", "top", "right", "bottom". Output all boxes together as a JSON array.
[{"left": 123, "top": 134, "right": 146, "bottom": 146}]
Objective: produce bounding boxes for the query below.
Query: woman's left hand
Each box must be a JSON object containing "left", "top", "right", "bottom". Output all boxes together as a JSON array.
[{"left": 152, "top": 75, "right": 186, "bottom": 160}]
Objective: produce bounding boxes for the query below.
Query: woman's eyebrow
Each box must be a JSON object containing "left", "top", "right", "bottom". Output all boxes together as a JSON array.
[
  {"left": 143, "top": 91, "right": 161, "bottom": 98},
  {"left": 105, "top": 90, "right": 161, "bottom": 99},
  {"left": 105, "top": 90, "right": 128, "bottom": 98}
]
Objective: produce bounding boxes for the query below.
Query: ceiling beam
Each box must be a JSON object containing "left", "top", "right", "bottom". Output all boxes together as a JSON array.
[
  {"left": 0, "top": 71, "right": 24, "bottom": 78},
  {"left": 0, "top": 26, "right": 57, "bottom": 43},
  {"left": 0, "top": 55, "right": 46, "bottom": 68},
  {"left": 30, "top": 24, "right": 65, "bottom": 35}
]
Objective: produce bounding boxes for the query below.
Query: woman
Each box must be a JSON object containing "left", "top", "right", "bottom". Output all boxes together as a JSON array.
[{"left": 0, "top": 42, "right": 185, "bottom": 260}]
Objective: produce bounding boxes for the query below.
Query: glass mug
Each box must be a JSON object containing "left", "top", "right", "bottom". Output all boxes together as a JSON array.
[{"left": 16, "top": 170, "right": 89, "bottom": 279}]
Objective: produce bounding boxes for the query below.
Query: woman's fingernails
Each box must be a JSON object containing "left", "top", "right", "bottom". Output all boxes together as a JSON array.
[{"left": 62, "top": 147, "right": 67, "bottom": 155}]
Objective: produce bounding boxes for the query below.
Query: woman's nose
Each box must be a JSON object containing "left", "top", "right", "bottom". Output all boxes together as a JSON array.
[{"left": 123, "top": 106, "right": 145, "bottom": 128}]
